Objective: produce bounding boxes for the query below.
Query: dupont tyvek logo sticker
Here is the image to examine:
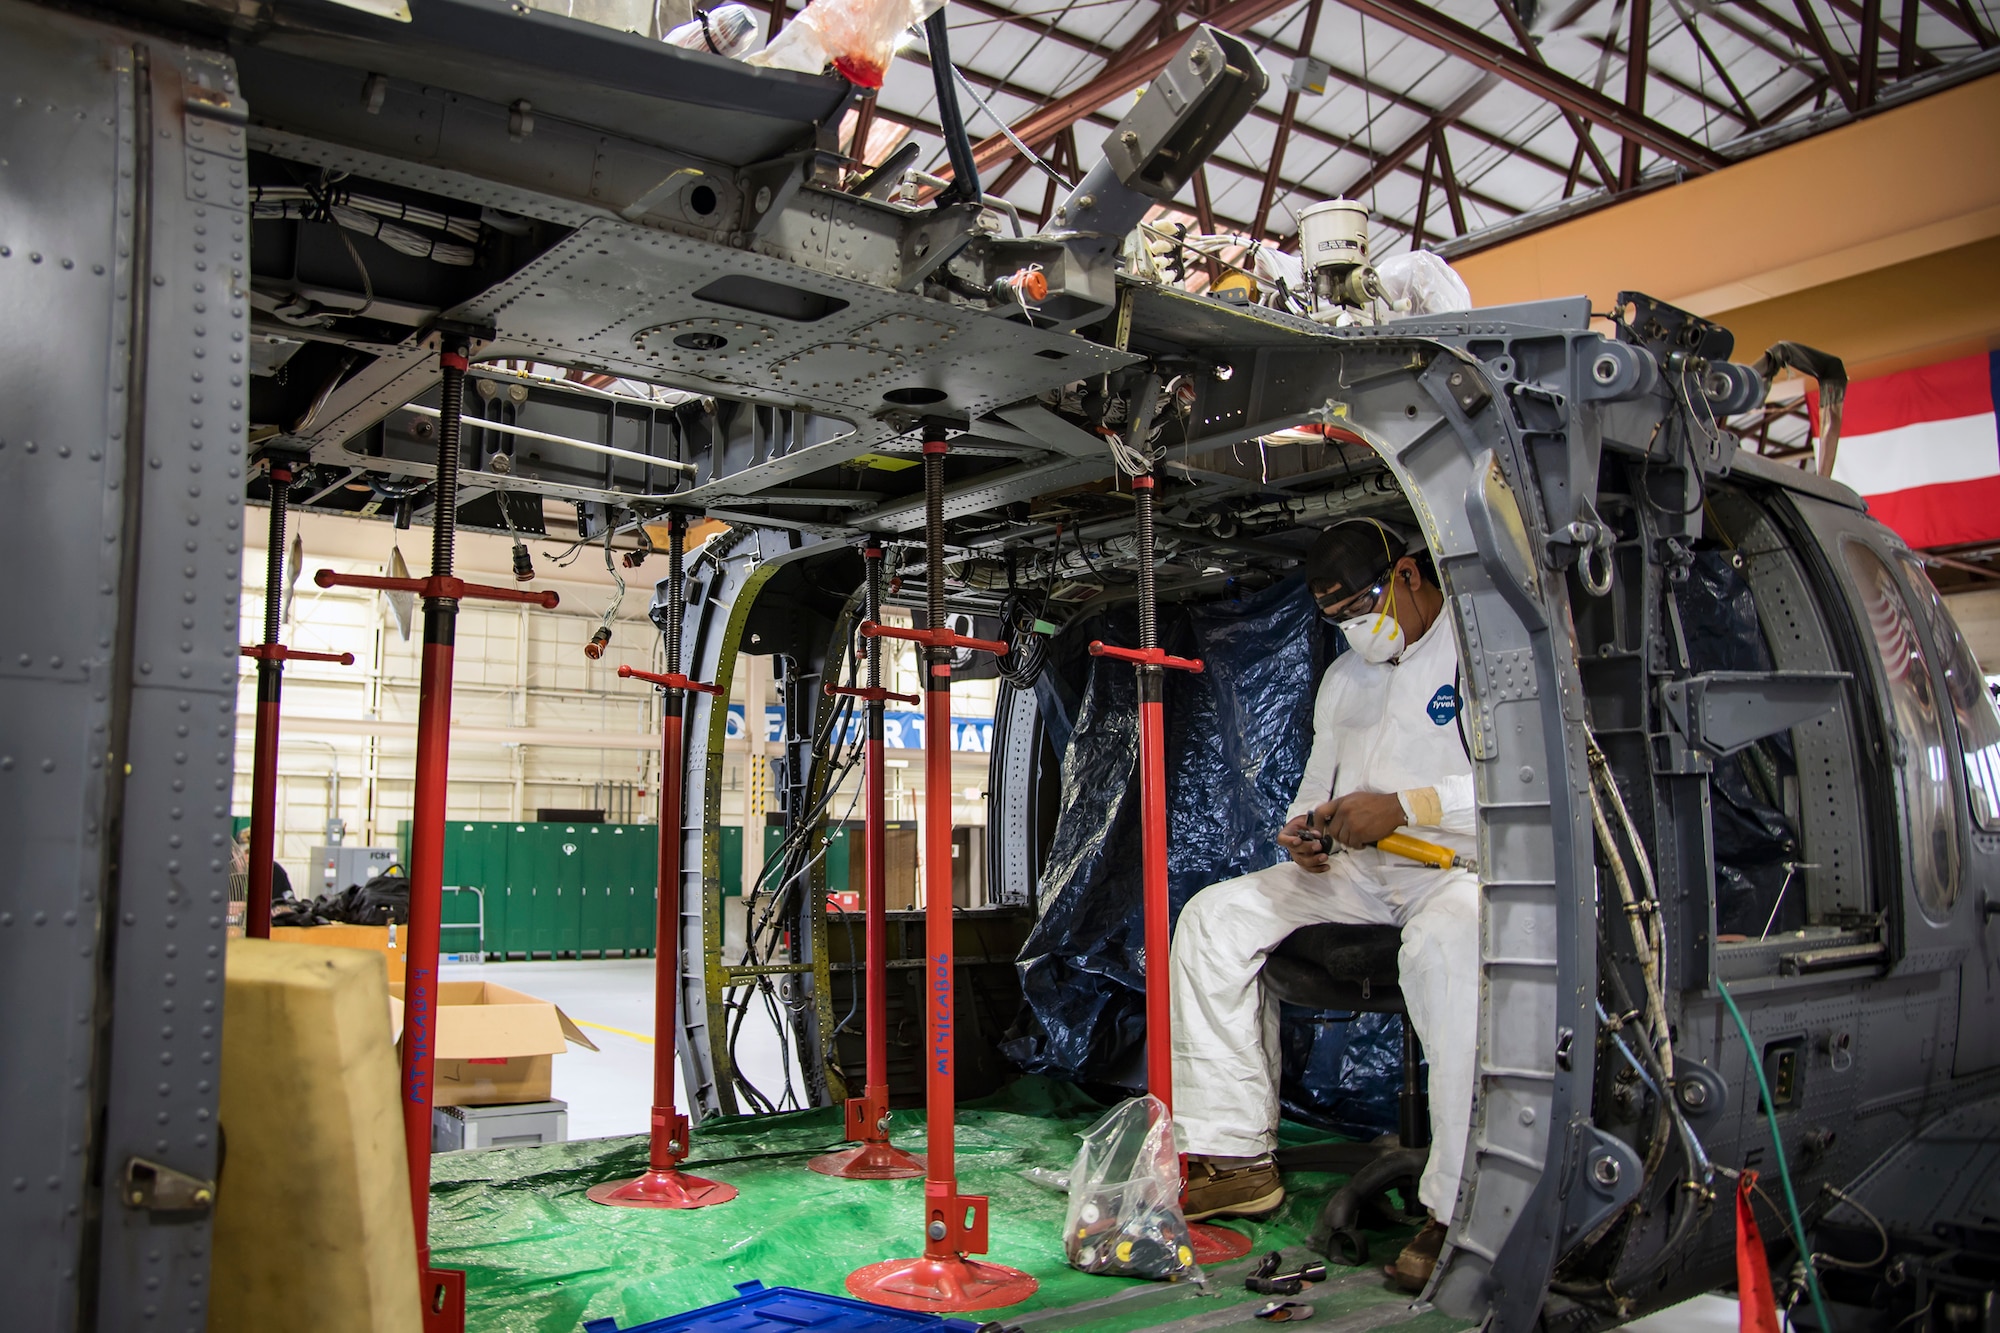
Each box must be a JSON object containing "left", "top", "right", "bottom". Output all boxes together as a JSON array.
[{"left": 1427, "top": 683, "right": 1460, "bottom": 725}]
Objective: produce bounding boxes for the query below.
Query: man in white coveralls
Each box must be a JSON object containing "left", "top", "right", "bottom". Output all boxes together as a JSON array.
[{"left": 1171, "top": 517, "right": 1478, "bottom": 1293}]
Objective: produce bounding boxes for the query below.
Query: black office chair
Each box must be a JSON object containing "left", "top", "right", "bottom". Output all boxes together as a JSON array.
[{"left": 1265, "top": 922, "right": 1430, "bottom": 1265}]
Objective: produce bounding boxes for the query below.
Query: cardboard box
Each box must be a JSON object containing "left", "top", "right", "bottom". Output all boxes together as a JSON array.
[
  {"left": 388, "top": 980, "right": 598, "bottom": 1107},
  {"left": 272, "top": 923, "right": 406, "bottom": 984}
]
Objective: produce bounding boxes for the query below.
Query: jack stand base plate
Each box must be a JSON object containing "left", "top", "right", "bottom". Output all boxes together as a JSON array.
[
  {"left": 420, "top": 1266, "right": 467, "bottom": 1333},
  {"left": 807, "top": 1140, "right": 926, "bottom": 1180},
  {"left": 846, "top": 1255, "right": 1038, "bottom": 1312},
  {"left": 586, "top": 1168, "right": 737, "bottom": 1210},
  {"left": 1190, "top": 1221, "right": 1254, "bottom": 1262}
]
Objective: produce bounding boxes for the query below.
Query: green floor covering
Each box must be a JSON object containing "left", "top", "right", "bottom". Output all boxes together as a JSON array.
[{"left": 430, "top": 1078, "right": 1473, "bottom": 1333}]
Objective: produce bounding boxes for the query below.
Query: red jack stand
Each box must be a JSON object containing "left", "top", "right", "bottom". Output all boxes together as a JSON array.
[
  {"left": 845, "top": 436, "right": 1037, "bottom": 1314},
  {"left": 811, "top": 543, "right": 926, "bottom": 1182},
  {"left": 241, "top": 457, "right": 354, "bottom": 939},
  {"left": 316, "top": 340, "right": 560, "bottom": 1332},
  {"left": 590, "top": 517, "right": 738, "bottom": 1210},
  {"left": 1089, "top": 472, "right": 1253, "bottom": 1265}
]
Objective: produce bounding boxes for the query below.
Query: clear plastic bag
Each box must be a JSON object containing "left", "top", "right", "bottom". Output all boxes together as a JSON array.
[
  {"left": 1375, "top": 250, "right": 1473, "bottom": 316},
  {"left": 747, "top": 0, "right": 945, "bottom": 86},
  {"left": 664, "top": 4, "right": 761, "bottom": 58},
  {"left": 1062, "top": 1095, "right": 1201, "bottom": 1283}
]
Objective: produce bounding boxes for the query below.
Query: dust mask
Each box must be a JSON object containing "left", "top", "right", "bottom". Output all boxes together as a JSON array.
[{"left": 1339, "top": 572, "right": 1405, "bottom": 664}]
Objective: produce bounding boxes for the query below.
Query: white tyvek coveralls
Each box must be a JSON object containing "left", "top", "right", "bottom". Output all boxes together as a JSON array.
[{"left": 1170, "top": 609, "right": 1479, "bottom": 1222}]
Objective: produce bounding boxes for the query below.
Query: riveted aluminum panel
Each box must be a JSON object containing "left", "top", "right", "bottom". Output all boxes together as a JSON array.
[
  {"left": 89, "top": 32, "right": 249, "bottom": 1333},
  {"left": 0, "top": 7, "right": 148, "bottom": 1326},
  {"left": 0, "top": 7, "right": 243, "bottom": 1330}
]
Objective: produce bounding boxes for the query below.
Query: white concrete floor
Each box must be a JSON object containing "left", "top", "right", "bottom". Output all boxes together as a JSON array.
[
  {"left": 440, "top": 958, "right": 1743, "bottom": 1329},
  {"left": 438, "top": 958, "right": 803, "bottom": 1141}
]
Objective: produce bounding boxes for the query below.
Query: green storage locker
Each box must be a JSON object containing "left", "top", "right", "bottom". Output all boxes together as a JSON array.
[
  {"left": 762, "top": 825, "right": 785, "bottom": 897},
  {"left": 579, "top": 825, "right": 614, "bottom": 956},
  {"left": 624, "top": 820, "right": 656, "bottom": 956},
  {"left": 480, "top": 822, "right": 511, "bottom": 960},
  {"left": 825, "top": 824, "right": 852, "bottom": 898},
  {"left": 622, "top": 822, "right": 649, "bottom": 954},
  {"left": 439, "top": 821, "right": 485, "bottom": 959},
  {"left": 614, "top": 824, "right": 654, "bottom": 956},
  {"left": 519, "top": 822, "right": 556, "bottom": 958},
  {"left": 553, "top": 824, "right": 585, "bottom": 957},
  {"left": 500, "top": 823, "right": 531, "bottom": 958},
  {"left": 719, "top": 824, "right": 743, "bottom": 898}
]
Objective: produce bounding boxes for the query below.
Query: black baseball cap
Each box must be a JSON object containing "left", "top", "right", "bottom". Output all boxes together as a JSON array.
[{"left": 1303, "top": 519, "right": 1417, "bottom": 601}]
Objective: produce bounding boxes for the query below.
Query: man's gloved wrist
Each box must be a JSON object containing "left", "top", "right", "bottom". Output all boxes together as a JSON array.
[{"left": 1398, "top": 787, "right": 1442, "bottom": 827}]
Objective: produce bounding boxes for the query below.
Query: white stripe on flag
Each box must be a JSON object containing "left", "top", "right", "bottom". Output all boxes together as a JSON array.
[{"left": 1831, "top": 413, "right": 2000, "bottom": 497}]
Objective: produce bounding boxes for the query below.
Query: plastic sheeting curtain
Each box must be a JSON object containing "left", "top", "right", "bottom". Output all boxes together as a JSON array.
[{"left": 1005, "top": 578, "right": 1406, "bottom": 1138}]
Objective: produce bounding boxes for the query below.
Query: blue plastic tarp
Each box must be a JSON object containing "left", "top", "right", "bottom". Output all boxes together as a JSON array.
[{"left": 1006, "top": 576, "right": 1403, "bottom": 1138}]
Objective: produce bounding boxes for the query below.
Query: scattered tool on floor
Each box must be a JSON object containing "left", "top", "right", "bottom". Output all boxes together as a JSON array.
[
  {"left": 1254, "top": 1300, "right": 1316, "bottom": 1322},
  {"left": 1245, "top": 1252, "right": 1328, "bottom": 1295}
]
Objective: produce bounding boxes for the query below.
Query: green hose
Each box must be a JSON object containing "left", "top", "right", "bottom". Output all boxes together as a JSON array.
[{"left": 1716, "top": 977, "right": 1836, "bottom": 1331}]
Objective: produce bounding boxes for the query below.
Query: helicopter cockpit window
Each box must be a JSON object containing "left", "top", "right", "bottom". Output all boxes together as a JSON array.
[
  {"left": 1842, "top": 540, "right": 1961, "bottom": 919},
  {"left": 1895, "top": 551, "right": 2000, "bottom": 834},
  {"left": 1695, "top": 484, "right": 1877, "bottom": 950}
]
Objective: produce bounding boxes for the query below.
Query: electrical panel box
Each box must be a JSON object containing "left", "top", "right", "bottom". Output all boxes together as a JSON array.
[
  {"left": 1287, "top": 55, "right": 1330, "bottom": 96},
  {"left": 305, "top": 844, "right": 402, "bottom": 896}
]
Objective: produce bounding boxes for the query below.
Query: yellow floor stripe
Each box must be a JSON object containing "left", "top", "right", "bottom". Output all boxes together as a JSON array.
[{"left": 572, "top": 1018, "right": 654, "bottom": 1044}]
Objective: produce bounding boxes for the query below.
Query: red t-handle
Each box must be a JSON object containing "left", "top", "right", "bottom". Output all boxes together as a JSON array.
[
  {"left": 616, "top": 664, "right": 722, "bottom": 696},
  {"left": 859, "top": 620, "right": 1010, "bottom": 659},
  {"left": 826, "top": 682, "right": 921, "bottom": 706},
  {"left": 239, "top": 644, "right": 357, "bottom": 665},
  {"left": 313, "top": 568, "right": 561, "bottom": 609},
  {"left": 1087, "top": 641, "right": 1205, "bottom": 673}
]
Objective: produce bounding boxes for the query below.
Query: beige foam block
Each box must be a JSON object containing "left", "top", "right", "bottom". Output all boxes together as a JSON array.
[{"left": 210, "top": 939, "right": 421, "bottom": 1333}]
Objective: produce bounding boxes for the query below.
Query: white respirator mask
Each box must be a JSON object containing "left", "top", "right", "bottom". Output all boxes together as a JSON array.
[
  {"left": 1339, "top": 562, "right": 1406, "bottom": 664},
  {"left": 1339, "top": 606, "right": 1405, "bottom": 663}
]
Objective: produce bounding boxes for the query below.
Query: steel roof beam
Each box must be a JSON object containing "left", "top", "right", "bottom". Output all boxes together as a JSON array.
[
  {"left": 947, "top": 0, "right": 1584, "bottom": 188},
  {"left": 1490, "top": 0, "right": 1618, "bottom": 185},
  {"left": 1923, "top": 0, "right": 1996, "bottom": 47},
  {"left": 1822, "top": 0, "right": 1942, "bottom": 69},
  {"left": 902, "top": 47, "right": 1524, "bottom": 228},
  {"left": 1572, "top": 26, "right": 1765, "bottom": 125},
  {"left": 1328, "top": 0, "right": 1728, "bottom": 170},
  {"left": 867, "top": 99, "right": 1458, "bottom": 242},
  {"left": 1619, "top": 0, "right": 1652, "bottom": 188},
  {"left": 1338, "top": 72, "right": 1502, "bottom": 201},
  {"left": 958, "top": 0, "right": 1307, "bottom": 179},
  {"left": 1666, "top": 0, "right": 1765, "bottom": 128},
  {"left": 1792, "top": 0, "right": 1860, "bottom": 108},
  {"left": 1252, "top": 0, "right": 1326, "bottom": 238}
]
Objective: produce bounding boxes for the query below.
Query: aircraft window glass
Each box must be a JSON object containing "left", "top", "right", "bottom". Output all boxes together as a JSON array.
[
  {"left": 1840, "top": 540, "right": 1960, "bottom": 918},
  {"left": 1894, "top": 551, "right": 2000, "bottom": 833}
]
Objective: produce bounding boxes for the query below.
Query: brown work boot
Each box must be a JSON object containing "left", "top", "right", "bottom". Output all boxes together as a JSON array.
[
  {"left": 1183, "top": 1155, "right": 1285, "bottom": 1222},
  {"left": 1385, "top": 1218, "right": 1447, "bottom": 1293}
]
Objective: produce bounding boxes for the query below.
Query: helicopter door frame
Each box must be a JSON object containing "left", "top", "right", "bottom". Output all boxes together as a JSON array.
[{"left": 1786, "top": 494, "right": 1979, "bottom": 976}]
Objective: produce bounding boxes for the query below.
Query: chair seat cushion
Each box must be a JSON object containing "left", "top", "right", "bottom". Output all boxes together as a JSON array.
[{"left": 1263, "top": 922, "right": 1406, "bottom": 1012}]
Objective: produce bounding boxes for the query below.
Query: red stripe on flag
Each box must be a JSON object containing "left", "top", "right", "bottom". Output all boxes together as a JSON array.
[
  {"left": 1864, "top": 473, "right": 2000, "bottom": 550},
  {"left": 1810, "top": 353, "right": 1995, "bottom": 438}
]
